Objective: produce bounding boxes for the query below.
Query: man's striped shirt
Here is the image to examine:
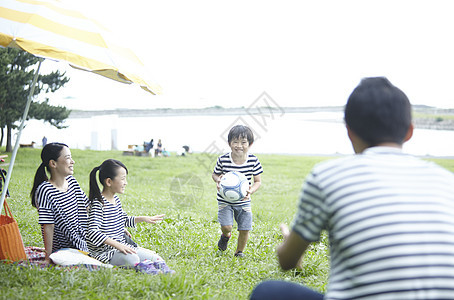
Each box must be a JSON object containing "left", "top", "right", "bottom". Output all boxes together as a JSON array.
[
  {"left": 292, "top": 147, "right": 454, "bottom": 299},
  {"left": 36, "top": 176, "right": 89, "bottom": 252},
  {"left": 213, "top": 152, "right": 263, "bottom": 206},
  {"left": 87, "top": 195, "right": 136, "bottom": 263}
]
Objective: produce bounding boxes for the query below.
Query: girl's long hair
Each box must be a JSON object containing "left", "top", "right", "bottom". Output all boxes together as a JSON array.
[
  {"left": 30, "top": 142, "right": 68, "bottom": 208},
  {"left": 89, "top": 159, "right": 128, "bottom": 205}
]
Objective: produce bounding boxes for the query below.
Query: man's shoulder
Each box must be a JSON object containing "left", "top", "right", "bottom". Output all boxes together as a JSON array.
[
  {"left": 312, "top": 155, "right": 355, "bottom": 172},
  {"left": 312, "top": 151, "right": 454, "bottom": 180},
  {"left": 312, "top": 151, "right": 404, "bottom": 171}
]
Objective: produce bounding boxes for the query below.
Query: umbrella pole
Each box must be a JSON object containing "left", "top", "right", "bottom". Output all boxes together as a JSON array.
[{"left": 0, "top": 58, "right": 43, "bottom": 212}]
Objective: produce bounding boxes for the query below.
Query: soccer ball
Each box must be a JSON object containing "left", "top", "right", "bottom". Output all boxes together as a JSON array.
[{"left": 219, "top": 171, "right": 249, "bottom": 202}]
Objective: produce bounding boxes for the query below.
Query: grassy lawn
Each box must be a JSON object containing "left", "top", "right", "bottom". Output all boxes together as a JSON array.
[
  {"left": 413, "top": 112, "right": 454, "bottom": 120},
  {"left": 1, "top": 148, "right": 453, "bottom": 299}
]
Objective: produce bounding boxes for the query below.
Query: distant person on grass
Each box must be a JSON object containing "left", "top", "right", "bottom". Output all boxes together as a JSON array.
[
  {"left": 87, "top": 159, "right": 173, "bottom": 273},
  {"left": 144, "top": 138, "right": 154, "bottom": 153},
  {"left": 250, "top": 77, "right": 454, "bottom": 299},
  {"left": 155, "top": 139, "right": 163, "bottom": 157},
  {"left": 212, "top": 125, "right": 263, "bottom": 257},
  {"left": 31, "top": 142, "right": 89, "bottom": 265}
]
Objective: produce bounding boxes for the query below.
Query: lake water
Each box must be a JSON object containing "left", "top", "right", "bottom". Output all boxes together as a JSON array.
[{"left": 14, "top": 111, "right": 454, "bottom": 158}]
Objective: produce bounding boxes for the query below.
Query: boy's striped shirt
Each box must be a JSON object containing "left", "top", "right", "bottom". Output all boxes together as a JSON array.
[{"left": 213, "top": 152, "right": 263, "bottom": 206}]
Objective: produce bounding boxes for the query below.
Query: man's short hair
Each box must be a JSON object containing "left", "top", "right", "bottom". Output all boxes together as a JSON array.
[{"left": 344, "top": 77, "right": 412, "bottom": 146}]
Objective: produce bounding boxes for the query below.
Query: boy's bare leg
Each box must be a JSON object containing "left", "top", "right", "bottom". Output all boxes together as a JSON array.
[
  {"left": 218, "top": 225, "right": 233, "bottom": 251},
  {"left": 236, "top": 230, "right": 250, "bottom": 253},
  {"left": 221, "top": 225, "right": 233, "bottom": 237}
]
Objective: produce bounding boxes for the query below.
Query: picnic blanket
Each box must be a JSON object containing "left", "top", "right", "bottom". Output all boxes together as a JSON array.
[
  {"left": 4, "top": 247, "right": 173, "bottom": 275},
  {"left": 9, "top": 246, "right": 110, "bottom": 271}
]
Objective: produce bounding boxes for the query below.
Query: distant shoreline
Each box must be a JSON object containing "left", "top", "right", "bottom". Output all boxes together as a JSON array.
[
  {"left": 69, "top": 106, "right": 344, "bottom": 118},
  {"left": 69, "top": 106, "right": 454, "bottom": 131}
]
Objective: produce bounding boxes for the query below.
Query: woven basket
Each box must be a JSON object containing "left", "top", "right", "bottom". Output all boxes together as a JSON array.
[{"left": 0, "top": 200, "right": 27, "bottom": 261}]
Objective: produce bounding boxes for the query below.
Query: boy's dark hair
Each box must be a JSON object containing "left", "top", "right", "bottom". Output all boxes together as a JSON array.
[
  {"left": 344, "top": 77, "right": 412, "bottom": 146},
  {"left": 89, "top": 159, "right": 128, "bottom": 204},
  {"left": 30, "top": 142, "right": 68, "bottom": 208},
  {"left": 228, "top": 125, "right": 254, "bottom": 145}
]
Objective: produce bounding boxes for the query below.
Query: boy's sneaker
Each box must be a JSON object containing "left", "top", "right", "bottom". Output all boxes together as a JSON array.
[
  {"left": 234, "top": 251, "right": 244, "bottom": 258},
  {"left": 218, "top": 234, "right": 230, "bottom": 251}
]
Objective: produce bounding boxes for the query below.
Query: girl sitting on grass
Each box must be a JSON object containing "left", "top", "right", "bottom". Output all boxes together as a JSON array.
[{"left": 87, "top": 159, "right": 173, "bottom": 273}]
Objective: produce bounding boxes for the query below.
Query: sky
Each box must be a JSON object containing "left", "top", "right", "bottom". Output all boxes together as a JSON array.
[{"left": 43, "top": 0, "right": 454, "bottom": 110}]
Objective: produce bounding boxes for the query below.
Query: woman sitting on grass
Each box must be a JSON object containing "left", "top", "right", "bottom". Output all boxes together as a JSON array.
[
  {"left": 30, "top": 143, "right": 89, "bottom": 264},
  {"left": 87, "top": 159, "right": 173, "bottom": 273}
]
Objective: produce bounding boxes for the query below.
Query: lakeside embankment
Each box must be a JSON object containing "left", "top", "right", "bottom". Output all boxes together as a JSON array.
[
  {"left": 14, "top": 105, "right": 454, "bottom": 157},
  {"left": 69, "top": 106, "right": 454, "bottom": 131}
]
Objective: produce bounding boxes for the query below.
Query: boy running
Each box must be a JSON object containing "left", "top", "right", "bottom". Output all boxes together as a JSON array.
[{"left": 212, "top": 125, "right": 263, "bottom": 257}]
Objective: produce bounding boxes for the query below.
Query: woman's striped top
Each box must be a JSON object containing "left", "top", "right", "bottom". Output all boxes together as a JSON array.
[
  {"left": 35, "top": 176, "right": 89, "bottom": 252},
  {"left": 292, "top": 147, "right": 454, "bottom": 299},
  {"left": 87, "top": 195, "right": 136, "bottom": 263}
]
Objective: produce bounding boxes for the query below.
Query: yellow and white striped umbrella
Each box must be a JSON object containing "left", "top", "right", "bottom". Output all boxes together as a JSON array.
[
  {"left": 0, "top": 0, "right": 162, "bottom": 212},
  {"left": 0, "top": 0, "right": 161, "bottom": 95}
]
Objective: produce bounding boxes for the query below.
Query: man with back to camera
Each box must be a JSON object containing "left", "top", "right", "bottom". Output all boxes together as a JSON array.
[{"left": 250, "top": 77, "right": 454, "bottom": 299}]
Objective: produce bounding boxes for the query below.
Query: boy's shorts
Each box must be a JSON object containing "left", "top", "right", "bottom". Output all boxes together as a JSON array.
[{"left": 218, "top": 204, "right": 252, "bottom": 231}]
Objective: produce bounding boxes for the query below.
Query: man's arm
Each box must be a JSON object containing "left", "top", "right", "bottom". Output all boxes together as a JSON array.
[{"left": 277, "top": 225, "right": 311, "bottom": 270}]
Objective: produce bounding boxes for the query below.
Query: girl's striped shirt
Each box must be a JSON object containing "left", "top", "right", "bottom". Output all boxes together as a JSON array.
[{"left": 87, "top": 195, "right": 136, "bottom": 263}]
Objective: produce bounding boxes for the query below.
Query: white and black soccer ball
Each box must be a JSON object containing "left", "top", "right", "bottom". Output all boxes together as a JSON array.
[{"left": 219, "top": 171, "right": 249, "bottom": 202}]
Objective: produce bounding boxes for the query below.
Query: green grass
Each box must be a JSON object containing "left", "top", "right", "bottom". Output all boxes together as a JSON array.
[
  {"left": 413, "top": 111, "right": 454, "bottom": 121},
  {"left": 1, "top": 148, "right": 453, "bottom": 299}
]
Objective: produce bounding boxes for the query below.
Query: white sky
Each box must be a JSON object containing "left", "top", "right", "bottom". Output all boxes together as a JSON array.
[{"left": 44, "top": 0, "right": 454, "bottom": 110}]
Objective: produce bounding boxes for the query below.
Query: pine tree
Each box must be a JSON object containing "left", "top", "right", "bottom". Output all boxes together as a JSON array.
[{"left": 0, "top": 48, "right": 70, "bottom": 152}]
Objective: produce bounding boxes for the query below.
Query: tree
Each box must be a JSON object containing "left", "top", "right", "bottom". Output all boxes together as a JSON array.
[{"left": 0, "top": 48, "right": 70, "bottom": 152}]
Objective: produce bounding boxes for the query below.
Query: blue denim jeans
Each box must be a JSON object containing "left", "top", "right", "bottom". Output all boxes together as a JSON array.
[
  {"left": 218, "top": 204, "right": 252, "bottom": 231},
  {"left": 250, "top": 280, "right": 323, "bottom": 300}
]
